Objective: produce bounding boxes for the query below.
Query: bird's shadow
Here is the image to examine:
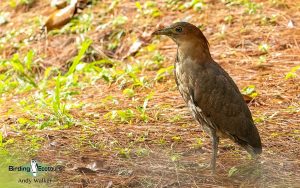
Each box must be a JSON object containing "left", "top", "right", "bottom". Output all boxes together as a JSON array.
[{"left": 226, "top": 160, "right": 263, "bottom": 180}]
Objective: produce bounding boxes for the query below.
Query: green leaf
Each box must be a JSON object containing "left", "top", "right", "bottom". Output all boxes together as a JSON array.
[
  {"left": 228, "top": 166, "right": 238, "bottom": 177},
  {"left": 66, "top": 39, "right": 92, "bottom": 76},
  {"left": 155, "top": 65, "right": 174, "bottom": 81},
  {"left": 258, "top": 43, "right": 269, "bottom": 53},
  {"left": 17, "top": 117, "right": 31, "bottom": 125},
  {"left": 172, "top": 136, "right": 181, "bottom": 142},
  {"left": 53, "top": 75, "right": 61, "bottom": 116},
  {"left": 112, "top": 16, "right": 128, "bottom": 26},
  {"left": 135, "top": 2, "right": 142, "bottom": 11},
  {"left": 0, "top": 132, "right": 3, "bottom": 147},
  {"left": 242, "top": 85, "right": 258, "bottom": 98},
  {"left": 123, "top": 88, "right": 135, "bottom": 98},
  {"left": 24, "top": 50, "right": 34, "bottom": 70},
  {"left": 285, "top": 65, "right": 300, "bottom": 79}
]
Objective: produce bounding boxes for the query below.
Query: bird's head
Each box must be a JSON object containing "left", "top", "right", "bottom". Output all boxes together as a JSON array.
[{"left": 152, "top": 22, "right": 209, "bottom": 48}]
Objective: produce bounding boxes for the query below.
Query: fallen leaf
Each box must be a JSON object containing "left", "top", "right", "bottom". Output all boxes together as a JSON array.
[
  {"left": 106, "top": 181, "right": 113, "bottom": 188},
  {"left": 42, "top": 0, "right": 78, "bottom": 32},
  {"left": 0, "top": 124, "right": 17, "bottom": 139},
  {"left": 0, "top": 12, "right": 10, "bottom": 25},
  {"left": 242, "top": 94, "right": 254, "bottom": 103},
  {"left": 86, "top": 160, "right": 105, "bottom": 171},
  {"left": 51, "top": 0, "right": 68, "bottom": 9},
  {"left": 228, "top": 166, "right": 238, "bottom": 177},
  {"left": 127, "top": 40, "right": 143, "bottom": 56},
  {"left": 76, "top": 167, "right": 97, "bottom": 174},
  {"left": 287, "top": 20, "right": 294, "bottom": 28}
]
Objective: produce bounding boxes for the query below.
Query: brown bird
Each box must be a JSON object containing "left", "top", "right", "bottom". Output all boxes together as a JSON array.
[{"left": 153, "top": 22, "right": 262, "bottom": 172}]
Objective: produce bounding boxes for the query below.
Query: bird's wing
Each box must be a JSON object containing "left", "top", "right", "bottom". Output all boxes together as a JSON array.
[{"left": 191, "top": 61, "right": 261, "bottom": 153}]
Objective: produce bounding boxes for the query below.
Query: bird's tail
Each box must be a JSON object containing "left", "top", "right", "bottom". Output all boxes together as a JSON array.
[
  {"left": 240, "top": 120, "right": 262, "bottom": 156},
  {"left": 232, "top": 130, "right": 262, "bottom": 156}
]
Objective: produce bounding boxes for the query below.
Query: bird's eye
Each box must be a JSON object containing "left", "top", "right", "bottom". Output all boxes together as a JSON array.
[{"left": 175, "top": 27, "right": 183, "bottom": 33}]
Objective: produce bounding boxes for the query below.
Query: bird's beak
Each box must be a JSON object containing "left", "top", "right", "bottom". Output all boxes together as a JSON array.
[{"left": 152, "top": 27, "right": 172, "bottom": 36}]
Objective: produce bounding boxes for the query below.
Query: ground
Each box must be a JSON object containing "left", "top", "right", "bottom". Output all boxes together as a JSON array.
[{"left": 0, "top": 0, "right": 299, "bottom": 187}]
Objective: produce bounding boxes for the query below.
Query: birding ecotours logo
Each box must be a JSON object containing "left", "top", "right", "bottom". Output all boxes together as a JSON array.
[
  {"left": 30, "top": 160, "right": 38, "bottom": 177},
  {"left": 8, "top": 159, "right": 61, "bottom": 177}
]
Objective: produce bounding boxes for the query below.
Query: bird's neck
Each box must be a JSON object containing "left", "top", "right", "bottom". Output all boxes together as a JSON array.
[{"left": 177, "top": 40, "right": 212, "bottom": 64}]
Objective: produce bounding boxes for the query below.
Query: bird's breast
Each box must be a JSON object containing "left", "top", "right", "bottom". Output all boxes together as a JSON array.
[
  {"left": 175, "top": 56, "right": 217, "bottom": 135},
  {"left": 175, "top": 61, "right": 190, "bottom": 102},
  {"left": 174, "top": 54, "right": 199, "bottom": 99}
]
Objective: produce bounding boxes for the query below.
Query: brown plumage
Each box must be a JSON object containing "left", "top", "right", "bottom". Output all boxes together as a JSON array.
[{"left": 153, "top": 22, "right": 262, "bottom": 172}]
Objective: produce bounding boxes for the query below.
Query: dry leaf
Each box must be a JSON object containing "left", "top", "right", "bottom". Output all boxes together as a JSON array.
[
  {"left": 51, "top": 0, "right": 68, "bottom": 9},
  {"left": 43, "top": 0, "right": 77, "bottom": 32},
  {"left": 287, "top": 20, "right": 294, "bottom": 28},
  {"left": 0, "top": 124, "right": 17, "bottom": 138},
  {"left": 86, "top": 160, "right": 105, "bottom": 171},
  {"left": 242, "top": 94, "right": 254, "bottom": 103},
  {"left": 127, "top": 40, "right": 143, "bottom": 56},
  {"left": 76, "top": 167, "right": 97, "bottom": 174}
]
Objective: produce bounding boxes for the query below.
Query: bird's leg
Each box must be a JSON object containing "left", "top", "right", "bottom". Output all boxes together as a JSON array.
[{"left": 210, "top": 131, "right": 219, "bottom": 173}]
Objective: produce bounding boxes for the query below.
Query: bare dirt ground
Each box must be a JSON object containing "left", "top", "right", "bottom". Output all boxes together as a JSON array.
[{"left": 0, "top": 0, "right": 299, "bottom": 187}]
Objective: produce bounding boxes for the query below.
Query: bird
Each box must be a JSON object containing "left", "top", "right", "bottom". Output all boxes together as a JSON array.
[{"left": 153, "top": 22, "right": 262, "bottom": 172}]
